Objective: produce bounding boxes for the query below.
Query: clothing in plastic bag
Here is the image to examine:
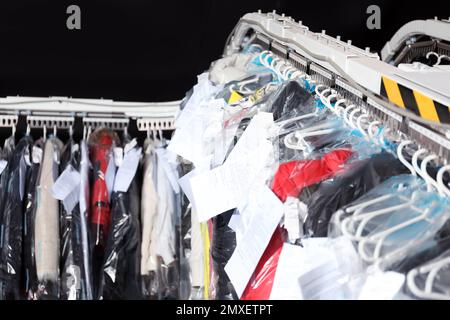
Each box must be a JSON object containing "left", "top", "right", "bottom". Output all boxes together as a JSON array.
[
  {"left": 100, "top": 138, "right": 142, "bottom": 300},
  {"left": 303, "top": 152, "right": 411, "bottom": 237},
  {"left": 329, "top": 175, "right": 450, "bottom": 271},
  {"left": 22, "top": 139, "right": 43, "bottom": 299},
  {"left": 34, "top": 136, "right": 63, "bottom": 299},
  {"left": 58, "top": 140, "right": 91, "bottom": 300},
  {"left": 0, "top": 136, "right": 32, "bottom": 300},
  {"left": 88, "top": 128, "right": 119, "bottom": 297},
  {"left": 266, "top": 80, "right": 315, "bottom": 121},
  {"left": 152, "top": 144, "right": 182, "bottom": 299}
]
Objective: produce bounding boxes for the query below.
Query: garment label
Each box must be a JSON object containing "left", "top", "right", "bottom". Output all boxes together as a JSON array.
[
  {"left": 0, "top": 160, "right": 7, "bottom": 176},
  {"left": 358, "top": 271, "right": 405, "bottom": 300},
  {"left": 224, "top": 185, "right": 283, "bottom": 298},
  {"left": 113, "top": 147, "right": 142, "bottom": 192},
  {"left": 51, "top": 164, "right": 81, "bottom": 212}
]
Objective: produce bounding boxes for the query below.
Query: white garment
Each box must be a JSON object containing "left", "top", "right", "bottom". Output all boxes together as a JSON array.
[
  {"left": 35, "top": 137, "right": 62, "bottom": 282},
  {"left": 190, "top": 210, "right": 204, "bottom": 287},
  {"left": 79, "top": 140, "right": 93, "bottom": 299},
  {"left": 152, "top": 144, "right": 176, "bottom": 266},
  {"left": 140, "top": 139, "right": 158, "bottom": 274}
]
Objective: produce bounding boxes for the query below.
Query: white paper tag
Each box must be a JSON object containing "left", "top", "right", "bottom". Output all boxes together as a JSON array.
[
  {"left": 105, "top": 153, "right": 116, "bottom": 198},
  {"left": 113, "top": 147, "right": 124, "bottom": 167},
  {"left": 19, "top": 155, "right": 27, "bottom": 201},
  {"left": 358, "top": 271, "right": 405, "bottom": 300},
  {"left": 113, "top": 147, "right": 142, "bottom": 192},
  {"left": 124, "top": 138, "right": 138, "bottom": 154},
  {"left": 270, "top": 243, "right": 306, "bottom": 300},
  {"left": 283, "top": 197, "right": 302, "bottom": 242},
  {"left": 51, "top": 164, "right": 81, "bottom": 212},
  {"left": 32, "top": 146, "right": 43, "bottom": 164},
  {"left": 0, "top": 160, "right": 7, "bottom": 176},
  {"left": 224, "top": 185, "right": 283, "bottom": 298},
  {"left": 189, "top": 113, "right": 274, "bottom": 222}
]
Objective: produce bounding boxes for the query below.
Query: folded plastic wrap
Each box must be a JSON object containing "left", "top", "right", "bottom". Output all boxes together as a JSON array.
[
  {"left": 100, "top": 137, "right": 142, "bottom": 300},
  {"left": 88, "top": 128, "right": 119, "bottom": 297},
  {"left": 23, "top": 139, "right": 43, "bottom": 299},
  {"left": 34, "top": 136, "right": 63, "bottom": 299},
  {"left": 0, "top": 136, "right": 32, "bottom": 300},
  {"left": 329, "top": 175, "right": 450, "bottom": 271},
  {"left": 303, "top": 152, "right": 410, "bottom": 237}
]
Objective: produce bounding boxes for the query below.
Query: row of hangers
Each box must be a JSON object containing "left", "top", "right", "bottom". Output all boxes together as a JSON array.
[
  {"left": 252, "top": 48, "right": 450, "bottom": 197},
  {"left": 0, "top": 115, "right": 171, "bottom": 144},
  {"left": 254, "top": 47, "right": 450, "bottom": 300}
]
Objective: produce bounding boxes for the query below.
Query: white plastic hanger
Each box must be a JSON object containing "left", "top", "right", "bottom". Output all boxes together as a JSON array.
[{"left": 407, "top": 255, "right": 450, "bottom": 300}]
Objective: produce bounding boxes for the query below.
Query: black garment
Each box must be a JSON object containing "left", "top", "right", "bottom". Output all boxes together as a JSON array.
[
  {"left": 303, "top": 152, "right": 410, "bottom": 237},
  {"left": 100, "top": 158, "right": 142, "bottom": 300},
  {"left": 211, "top": 209, "right": 238, "bottom": 300},
  {"left": 267, "top": 80, "right": 315, "bottom": 121},
  {"left": 0, "top": 136, "right": 33, "bottom": 300},
  {"left": 22, "top": 140, "right": 43, "bottom": 299}
]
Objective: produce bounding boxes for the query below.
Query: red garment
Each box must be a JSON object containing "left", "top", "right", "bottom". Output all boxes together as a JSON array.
[
  {"left": 241, "top": 148, "right": 353, "bottom": 300},
  {"left": 241, "top": 227, "right": 286, "bottom": 300},
  {"left": 89, "top": 130, "right": 114, "bottom": 245},
  {"left": 271, "top": 149, "right": 353, "bottom": 202}
]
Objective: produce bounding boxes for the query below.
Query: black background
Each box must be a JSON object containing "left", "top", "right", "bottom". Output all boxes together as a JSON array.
[{"left": 0, "top": 0, "right": 448, "bottom": 102}]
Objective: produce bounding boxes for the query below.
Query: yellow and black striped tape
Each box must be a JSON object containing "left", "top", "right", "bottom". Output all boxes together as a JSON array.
[{"left": 380, "top": 76, "right": 450, "bottom": 124}]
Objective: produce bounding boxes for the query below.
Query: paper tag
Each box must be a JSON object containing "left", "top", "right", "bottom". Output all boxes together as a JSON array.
[
  {"left": 32, "top": 146, "right": 43, "bottom": 164},
  {"left": 297, "top": 237, "right": 363, "bottom": 300},
  {"left": 358, "top": 272, "right": 405, "bottom": 300},
  {"left": 283, "top": 197, "right": 303, "bottom": 242},
  {"left": 270, "top": 243, "right": 306, "bottom": 300},
  {"left": 0, "top": 160, "right": 7, "bottom": 176},
  {"left": 189, "top": 113, "right": 274, "bottom": 222},
  {"left": 113, "top": 147, "right": 142, "bottom": 192},
  {"left": 113, "top": 147, "right": 124, "bottom": 167},
  {"left": 19, "top": 155, "right": 27, "bottom": 201},
  {"left": 124, "top": 139, "right": 138, "bottom": 154},
  {"left": 105, "top": 153, "right": 116, "bottom": 198},
  {"left": 168, "top": 99, "right": 225, "bottom": 168},
  {"left": 224, "top": 185, "right": 283, "bottom": 298},
  {"left": 190, "top": 142, "right": 272, "bottom": 222},
  {"left": 51, "top": 164, "right": 81, "bottom": 212}
]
